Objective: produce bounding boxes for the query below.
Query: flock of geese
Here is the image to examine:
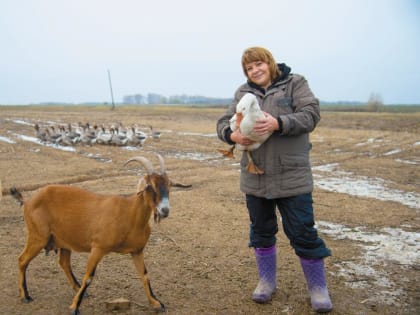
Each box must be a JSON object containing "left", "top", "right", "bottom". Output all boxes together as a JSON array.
[{"left": 34, "top": 122, "right": 161, "bottom": 147}]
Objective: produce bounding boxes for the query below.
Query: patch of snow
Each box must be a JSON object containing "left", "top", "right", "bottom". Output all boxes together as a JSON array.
[
  {"left": 13, "top": 134, "right": 76, "bottom": 152},
  {"left": 395, "top": 159, "right": 417, "bottom": 165},
  {"left": 355, "top": 138, "right": 384, "bottom": 147},
  {"left": 122, "top": 146, "right": 141, "bottom": 151},
  {"left": 313, "top": 164, "right": 419, "bottom": 209},
  {"left": 318, "top": 221, "right": 420, "bottom": 266},
  {"left": 383, "top": 149, "right": 401, "bottom": 156},
  {"left": 313, "top": 163, "right": 339, "bottom": 173},
  {"left": 6, "top": 119, "right": 34, "bottom": 126},
  {"left": 0, "top": 136, "right": 15, "bottom": 144},
  {"left": 169, "top": 151, "right": 220, "bottom": 161},
  {"left": 81, "top": 152, "right": 112, "bottom": 163},
  {"left": 318, "top": 221, "right": 419, "bottom": 306}
]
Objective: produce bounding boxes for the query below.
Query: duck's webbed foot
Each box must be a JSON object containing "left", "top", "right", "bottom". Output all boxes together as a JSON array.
[
  {"left": 246, "top": 151, "right": 264, "bottom": 175},
  {"left": 218, "top": 146, "right": 235, "bottom": 159}
]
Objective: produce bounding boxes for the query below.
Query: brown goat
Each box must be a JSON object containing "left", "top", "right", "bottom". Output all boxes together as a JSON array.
[{"left": 10, "top": 154, "right": 171, "bottom": 315}]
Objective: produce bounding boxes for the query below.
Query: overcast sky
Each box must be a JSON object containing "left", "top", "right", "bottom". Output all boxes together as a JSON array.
[{"left": 1, "top": 0, "right": 419, "bottom": 105}]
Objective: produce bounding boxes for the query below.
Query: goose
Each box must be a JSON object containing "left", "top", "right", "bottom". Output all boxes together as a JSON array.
[
  {"left": 149, "top": 125, "right": 161, "bottom": 139},
  {"left": 78, "top": 126, "right": 96, "bottom": 145},
  {"left": 219, "top": 93, "right": 272, "bottom": 175},
  {"left": 45, "top": 126, "right": 62, "bottom": 144},
  {"left": 34, "top": 124, "right": 48, "bottom": 142},
  {"left": 56, "top": 126, "right": 75, "bottom": 146},
  {"left": 66, "top": 123, "right": 81, "bottom": 140},
  {"left": 133, "top": 124, "right": 148, "bottom": 138},
  {"left": 110, "top": 127, "right": 128, "bottom": 146},
  {"left": 95, "top": 126, "right": 112, "bottom": 145},
  {"left": 127, "top": 127, "right": 147, "bottom": 146}
]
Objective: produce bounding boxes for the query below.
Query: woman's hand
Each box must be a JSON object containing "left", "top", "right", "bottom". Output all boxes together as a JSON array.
[
  {"left": 253, "top": 112, "right": 279, "bottom": 135},
  {"left": 231, "top": 129, "right": 255, "bottom": 146}
]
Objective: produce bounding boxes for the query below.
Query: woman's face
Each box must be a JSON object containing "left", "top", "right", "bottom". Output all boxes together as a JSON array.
[{"left": 245, "top": 61, "right": 272, "bottom": 89}]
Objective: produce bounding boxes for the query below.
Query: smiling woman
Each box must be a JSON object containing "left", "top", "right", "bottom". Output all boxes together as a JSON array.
[{"left": 217, "top": 46, "right": 333, "bottom": 312}]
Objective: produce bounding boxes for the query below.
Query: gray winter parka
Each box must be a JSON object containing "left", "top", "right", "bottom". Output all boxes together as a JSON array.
[{"left": 216, "top": 65, "right": 320, "bottom": 199}]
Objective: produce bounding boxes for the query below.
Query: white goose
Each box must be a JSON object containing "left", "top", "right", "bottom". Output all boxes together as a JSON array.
[{"left": 219, "top": 93, "right": 272, "bottom": 174}]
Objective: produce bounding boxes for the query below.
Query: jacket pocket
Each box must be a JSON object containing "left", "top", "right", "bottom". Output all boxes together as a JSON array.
[
  {"left": 273, "top": 96, "right": 294, "bottom": 115},
  {"left": 275, "top": 154, "right": 312, "bottom": 191}
]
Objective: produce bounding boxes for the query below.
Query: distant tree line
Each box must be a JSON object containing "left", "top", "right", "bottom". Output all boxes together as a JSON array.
[
  {"left": 321, "top": 92, "right": 388, "bottom": 112},
  {"left": 122, "top": 93, "right": 232, "bottom": 105}
]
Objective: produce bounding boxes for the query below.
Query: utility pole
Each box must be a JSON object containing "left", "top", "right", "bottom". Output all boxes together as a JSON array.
[{"left": 107, "top": 69, "right": 115, "bottom": 110}]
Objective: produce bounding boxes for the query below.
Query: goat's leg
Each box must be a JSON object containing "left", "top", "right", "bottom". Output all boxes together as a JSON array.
[
  {"left": 132, "top": 251, "right": 165, "bottom": 312},
  {"left": 59, "top": 249, "right": 81, "bottom": 292},
  {"left": 69, "top": 248, "right": 104, "bottom": 315},
  {"left": 18, "top": 240, "right": 45, "bottom": 302}
]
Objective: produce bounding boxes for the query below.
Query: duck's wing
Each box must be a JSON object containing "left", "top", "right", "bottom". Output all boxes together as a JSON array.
[{"left": 229, "top": 114, "right": 238, "bottom": 131}]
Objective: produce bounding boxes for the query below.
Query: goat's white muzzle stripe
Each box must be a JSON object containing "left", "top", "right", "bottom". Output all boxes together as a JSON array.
[{"left": 157, "top": 197, "right": 170, "bottom": 218}]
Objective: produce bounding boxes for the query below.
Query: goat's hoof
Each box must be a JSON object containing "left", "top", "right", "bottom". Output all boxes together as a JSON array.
[
  {"left": 22, "top": 296, "right": 33, "bottom": 303},
  {"left": 154, "top": 302, "right": 166, "bottom": 312}
]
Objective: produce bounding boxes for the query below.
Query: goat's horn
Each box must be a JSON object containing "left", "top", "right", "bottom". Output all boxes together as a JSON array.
[
  {"left": 124, "top": 156, "right": 154, "bottom": 174},
  {"left": 156, "top": 154, "right": 165, "bottom": 174}
]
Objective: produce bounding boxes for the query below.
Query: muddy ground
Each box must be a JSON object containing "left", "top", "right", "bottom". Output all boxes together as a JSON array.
[{"left": 0, "top": 106, "right": 419, "bottom": 315}]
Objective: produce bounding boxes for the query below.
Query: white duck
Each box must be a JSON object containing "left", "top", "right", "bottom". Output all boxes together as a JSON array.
[{"left": 219, "top": 93, "right": 272, "bottom": 174}]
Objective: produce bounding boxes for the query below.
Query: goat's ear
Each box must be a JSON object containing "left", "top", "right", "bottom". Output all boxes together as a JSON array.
[
  {"left": 136, "top": 177, "right": 148, "bottom": 194},
  {"left": 170, "top": 180, "right": 192, "bottom": 188}
]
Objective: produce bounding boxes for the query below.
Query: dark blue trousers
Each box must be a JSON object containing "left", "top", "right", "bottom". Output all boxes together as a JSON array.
[{"left": 246, "top": 193, "right": 331, "bottom": 259}]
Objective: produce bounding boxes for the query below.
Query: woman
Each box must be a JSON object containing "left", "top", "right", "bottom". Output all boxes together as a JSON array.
[{"left": 216, "top": 47, "right": 332, "bottom": 313}]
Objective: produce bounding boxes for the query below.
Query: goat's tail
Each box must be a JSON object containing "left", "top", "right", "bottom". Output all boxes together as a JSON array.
[{"left": 10, "top": 187, "right": 24, "bottom": 206}]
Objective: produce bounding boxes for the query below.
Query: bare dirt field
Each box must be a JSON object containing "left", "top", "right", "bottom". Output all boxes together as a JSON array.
[{"left": 0, "top": 106, "right": 419, "bottom": 315}]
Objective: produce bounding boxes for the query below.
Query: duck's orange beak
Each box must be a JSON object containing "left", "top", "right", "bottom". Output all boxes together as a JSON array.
[{"left": 236, "top": 112, "right": 243, "bottom": 128}]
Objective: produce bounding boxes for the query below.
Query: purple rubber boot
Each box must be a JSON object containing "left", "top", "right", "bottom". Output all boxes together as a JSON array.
[
  {"left": 252, "top": 245, "right": 277, "bottom": 303},
  {"left": 300, "top": 257, "right": 333, "bottom": 313}
]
